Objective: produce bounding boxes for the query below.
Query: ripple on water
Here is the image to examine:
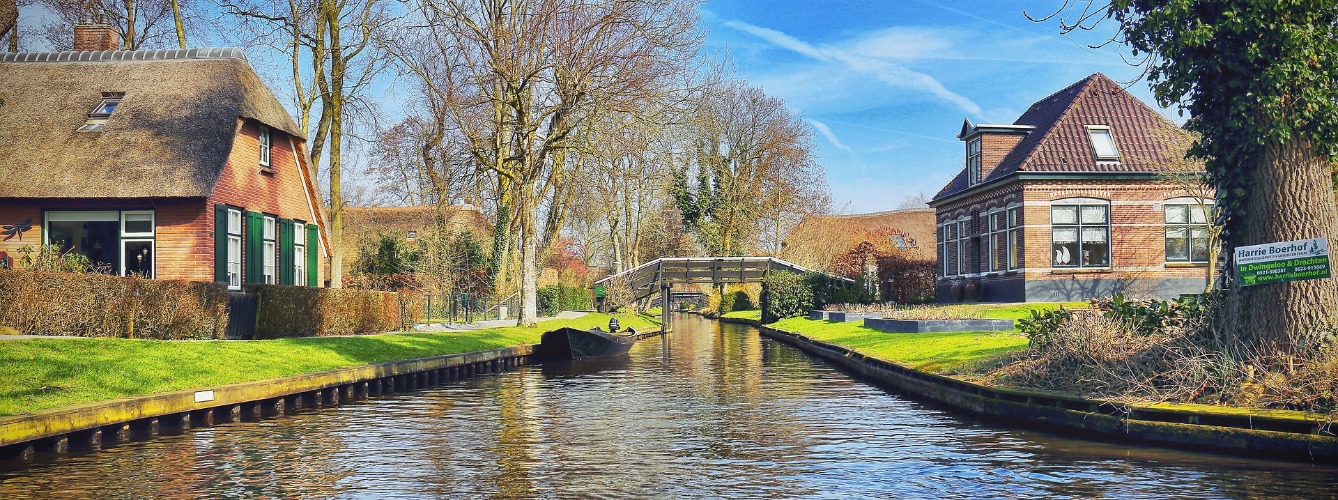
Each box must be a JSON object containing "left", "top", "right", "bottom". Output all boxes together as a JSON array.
[{"left": 3, "top": 314, "right": 1338, "bottom": 498}]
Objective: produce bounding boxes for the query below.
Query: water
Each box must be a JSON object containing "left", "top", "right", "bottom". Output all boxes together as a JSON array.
[{"left": 3, "top": 314, "right": 1337, "bottom": 498}]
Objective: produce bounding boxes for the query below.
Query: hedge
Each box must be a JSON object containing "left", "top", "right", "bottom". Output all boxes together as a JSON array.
[
  {"left": 246, "top": 285, "right": 423, "bottom": 339},
  {"left": 761, "top": 271, "right": 814, "bottom": 324},
  {"left": 537, "top": 285, "right": 592, "bottom": 316},
  {"left": 0, "top": 269, "right": 229, "bottom": 339}
]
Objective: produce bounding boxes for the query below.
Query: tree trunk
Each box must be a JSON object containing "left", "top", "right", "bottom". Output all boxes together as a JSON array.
[
  {"left": 170, "top": 0, "right": 186, "bottom": 48},
  {"left": 1222, "top": 137, "right": 1338, "bottom": 358},
  {"left": 518, "top": 198, "right": 539, "bottom": 327},
  {"left": 324, "top": 1, "right": 345, "bottom": 288}
]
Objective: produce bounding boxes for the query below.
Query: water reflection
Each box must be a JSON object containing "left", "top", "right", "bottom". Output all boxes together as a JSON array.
[{"left": 3, "top": 314, "right": 1338, "bottom": 498}]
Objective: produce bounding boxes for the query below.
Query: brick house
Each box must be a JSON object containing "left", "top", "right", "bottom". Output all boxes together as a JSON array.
[
  {"left": 929, "top": 73, "right": 1210, "bottom": 302},
  {"left": 0, "top": 26, "right": 329, "bottom": 289}
]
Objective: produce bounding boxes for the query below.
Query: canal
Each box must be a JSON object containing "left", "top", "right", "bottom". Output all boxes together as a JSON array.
[{"left": 3, "top": 313, "right": 1337, "bottom": 497}]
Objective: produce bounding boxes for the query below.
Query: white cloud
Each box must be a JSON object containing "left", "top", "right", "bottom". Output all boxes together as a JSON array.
[
  {"left": 725, "top": 20, "right": 984, "bottom": 118},
  {"left": 807, "top": 119, "right": 865, "bottom": 170}
]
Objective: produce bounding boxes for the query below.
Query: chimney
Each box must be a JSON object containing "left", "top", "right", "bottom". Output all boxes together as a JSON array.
[{"left": 74, "top": 24, "right": 121, "bottom": 52}]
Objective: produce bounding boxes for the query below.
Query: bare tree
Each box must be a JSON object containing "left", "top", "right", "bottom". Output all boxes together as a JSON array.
[
  {"left": 35, "top": 0, "right": 184, "bottom": 50},
  {"left": 1, "top": 0, "right": 19, "bottom": 51},
  {"left": 391, "top": 0, "right": 701, "bottom": 326},
  {"left": 673, "top": 79, "right": 829, "bottom": 257}
]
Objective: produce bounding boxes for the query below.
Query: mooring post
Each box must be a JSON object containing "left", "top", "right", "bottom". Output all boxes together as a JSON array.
[{"left": 661, "top": 283, "right": 672, "bottom": 333}]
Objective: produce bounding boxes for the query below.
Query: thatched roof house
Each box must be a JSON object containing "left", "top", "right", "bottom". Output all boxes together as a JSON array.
[
  {"left": 780, "top": 208, "right": 936, "bottom": 273},
  {"left": 342, "top": 205, "right": 493, "bottom": 275},
  {"left": 0, "top": 40, "right": 329, "bottom": 288}
]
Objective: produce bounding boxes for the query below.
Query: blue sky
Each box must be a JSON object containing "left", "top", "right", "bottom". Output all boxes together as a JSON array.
[{"left": 700, "top": 0, "right": 1172, "bottom": 213}]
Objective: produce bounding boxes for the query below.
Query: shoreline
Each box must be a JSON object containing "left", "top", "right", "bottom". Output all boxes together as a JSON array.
[{"left": 715, "top": 314, "right": 1338, "bottom": 463}]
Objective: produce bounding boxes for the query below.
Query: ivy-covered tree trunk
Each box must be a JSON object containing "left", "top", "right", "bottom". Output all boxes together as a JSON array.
[{"left": 1222, "top": 137, "right": 1338, "bottom": 355}]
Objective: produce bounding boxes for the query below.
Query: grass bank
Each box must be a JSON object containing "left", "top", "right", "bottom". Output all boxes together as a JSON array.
[
  {"left": 762, "top": 303, "right": 1083, "bottom": 375},
  {"left": 0, "top": 312, "right": 656, "bottom": 417}
]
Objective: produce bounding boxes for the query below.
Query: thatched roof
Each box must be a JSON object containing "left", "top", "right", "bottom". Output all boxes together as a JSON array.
[
  {"left": 0, "top": 49, "right": 303, "bottom": 198},
  {"left": 341, "top": 205, "right": 494, "bottom": 274},
  {"left": 780, "top": 208, "right": 936, "bottom": 272}
]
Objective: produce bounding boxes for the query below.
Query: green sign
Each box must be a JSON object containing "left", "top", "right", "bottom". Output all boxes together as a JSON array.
[
  {"left": 1234, "top": 238, "right": 1331, "bottom": 287},
  {"left": 594, "top": 285, "right": 606, "bottom": 298}
]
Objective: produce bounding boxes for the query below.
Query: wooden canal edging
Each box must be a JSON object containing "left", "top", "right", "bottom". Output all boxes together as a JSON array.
[
  {"left": 0, "top": 344, "right": 537, "bottom": 465},
  {"left": 716, "top": 315, "right": 1338, "bottom": 462}
]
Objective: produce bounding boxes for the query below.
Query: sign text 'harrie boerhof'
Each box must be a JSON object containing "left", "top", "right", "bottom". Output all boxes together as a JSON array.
[{"left": 1234, "top": 238, "right": 1331, "bottom": 287}]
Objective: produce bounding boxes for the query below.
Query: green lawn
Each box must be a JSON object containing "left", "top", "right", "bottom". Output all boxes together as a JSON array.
[
  {"left": 722, "top": 309, "right": 762, "bottom": 321},
  {"left": 0, "top": 312, "right": 657, "bottom": 417},
  {"left": 770, "top": 303, "right": 1084, "bottom": 375}
]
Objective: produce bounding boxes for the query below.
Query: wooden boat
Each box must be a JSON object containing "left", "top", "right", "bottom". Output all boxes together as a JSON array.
[{"left": 537, "top": 327, "right": 637, "bottom": 360}]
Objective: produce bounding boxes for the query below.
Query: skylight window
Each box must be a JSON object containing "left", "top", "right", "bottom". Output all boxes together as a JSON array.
[
  {"left": 1087, "top": 126, "right": 1119, "bottom": 160},
  {"left": 78, "top": 92, "right": 124, "bottom": 132}
]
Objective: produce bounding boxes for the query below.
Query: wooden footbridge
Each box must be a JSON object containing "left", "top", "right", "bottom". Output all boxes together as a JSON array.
[{"left": 592, "top": 257, "right": 837, "bottom": 332}]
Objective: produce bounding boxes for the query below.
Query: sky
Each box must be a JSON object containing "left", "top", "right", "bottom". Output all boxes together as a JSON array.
[
  {"left": 698, "top": 0, "right": 1173, "bottom": 214},
  {"left": 16, "top": 0, "right": 1170, "bottom": 214}
]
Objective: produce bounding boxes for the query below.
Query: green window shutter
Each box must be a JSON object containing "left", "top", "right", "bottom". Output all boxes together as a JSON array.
[
  {"left": 307, "top": 224, "right": 319, "bottom": 287},
  {"left": 279, "top": 218, "right": 295, "bottom": 286},
  {"left": 245, "top": 211, "right": 264, "bottom": 284},
  {"left": 214, "top": 205, "right": 229, "bottom": 284}
]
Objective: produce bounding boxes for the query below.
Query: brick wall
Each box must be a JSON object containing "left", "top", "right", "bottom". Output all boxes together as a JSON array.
[
  {"left": 0, "top": 119, "right": 327, "bottom": 286},
  {"left": 207, "top": 119, "right": 327, "bottom": 286},
  {"left": 0, "top": 198, "right": 208, "bottom": 281},
  {"left": 934, "top": 177, "right": 1212, "bottom": 301},
  {"left": 979, "top": 133, "right": 1025, "bottom": 180}
]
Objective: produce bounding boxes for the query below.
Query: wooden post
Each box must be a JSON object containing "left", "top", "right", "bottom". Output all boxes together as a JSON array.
[{"left": 661, "top": 282, "right": 672, "bottom": 333}]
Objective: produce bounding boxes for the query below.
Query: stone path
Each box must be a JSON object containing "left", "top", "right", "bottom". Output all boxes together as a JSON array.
[{"left": 412, "top": 311, "right": 590, "bottom": 332}]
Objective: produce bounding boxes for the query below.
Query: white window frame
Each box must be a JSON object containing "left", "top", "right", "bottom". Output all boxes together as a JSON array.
[
  {"left": 45, "top": 210, "right": 156, "bottom": 278},
  {"left": 1164, "top": 198, "right": 1213, "bottom": 264},
  {"left": 259, "top": 125, "right": 272, "bottom": 168},
  {"left": 1006, "top": 205, "right": 1021, "bottom": 271},
  {"left": 1086, "top": 125, "right": 1120, "bottom": 160},
  {"left": 1051, "top": 199, "right": 1111, "bottom": 269},
  {"left": 987, "top": 208, "right": 1007, "bottom": 272},
  {"left": 295, "top": 222, "right": 307, "bottom": 286},
  {"left": 966, "top": 137, "right": 983, "bottom": 185},
  {"left": 227, "top": 208, "right": 242, "bottom": 290},
  {"left": 955, "top": 218, "right": 966, "bottom": 276},
  {"left": 263, "top": 215, "right": 276, "bottom": 284}
]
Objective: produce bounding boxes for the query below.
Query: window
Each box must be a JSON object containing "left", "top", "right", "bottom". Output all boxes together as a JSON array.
[
  {"left": 46, "top": 210, "right": 155, "bottom": 277},
  {"left": 967, "top": 137, "right": 983, "bottom": 185},
  {"left": 988, "top": 210, "right": 1007, "bottom": 272},
  {"left": 1087, "top": 126, "right": 1119, "bottom": 160},
  {"left": 1006, "top": 206, "right": 1021, "bottom": 270},
  {"left": 1165, "top": 202, "right": 1211, "bottom": 263},
  {"left": 78, "top": 92, "right": 123, "bottom": 132},
  {"left": 1051, "top": 203, "right": 1109, "bottom": 268},
  {"left": 295, "top": 222, "right": 307, "bottom": 286},
  {"left": 940, "top": 222, "right": 963, "bottom": 277},
  {"left": 263, "top": 216, "right": 276, "bottom": 284},
  {"left": 939, "top": 223, "right": 948, "bottom": 277},
  {"left": 259, "top": 125, "right": 272, "bottom": 168},
  {"left": 227, "top": 209, "right": 242, "bottom": 289}
]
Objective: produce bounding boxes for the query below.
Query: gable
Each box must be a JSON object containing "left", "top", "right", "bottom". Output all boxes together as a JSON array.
[{"left": 0, "top": 51, "right": 302, "bottom": 199}]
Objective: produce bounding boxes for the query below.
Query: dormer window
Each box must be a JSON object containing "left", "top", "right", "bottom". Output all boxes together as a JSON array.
[
  {"left": 966, "top": 137, "right": 983, "bottom": 185},
  {"left": 1087, "top": 126, "right": 1119, "bottom": 160},
  {"left": 259, "top": 125, "right": 272, "bottom": 168},
  {"left": 78, "top": 92, "right": 123, "bottom": 132}
]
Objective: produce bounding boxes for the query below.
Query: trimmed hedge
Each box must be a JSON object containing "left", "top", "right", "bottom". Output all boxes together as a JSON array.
[
  {"left": 246, "top": 285, "right": 424, "bottom": 339},
  {"left": 0, "top": 269, "right": 229, "bottom": 339},
  {"left": 537, "top": 285, "right": 592, "bottom": 316}
]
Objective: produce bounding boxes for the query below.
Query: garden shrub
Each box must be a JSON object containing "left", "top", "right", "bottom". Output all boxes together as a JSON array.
[
  {"left": 248, "top": 284, "right": 423, "bottom": 338},
  {"left": 1017, "top": 307, "right": 1073, "bottom": 351},
  {"left": 537, "top": 285, "right": 592, "bottom": 316},
  {"left": 0, "top": 269, "right": 228, "bottom": 339},
  {"left": 762, "top": 271, "right": 814, "bottom": 323}
]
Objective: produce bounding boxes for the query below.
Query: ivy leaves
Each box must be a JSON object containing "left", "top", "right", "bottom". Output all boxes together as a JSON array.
[{"left": 1109, "top": 0, "right": 1338, "bottom": 241}]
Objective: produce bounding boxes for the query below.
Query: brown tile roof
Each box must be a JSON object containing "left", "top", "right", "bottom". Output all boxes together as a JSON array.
[
  {"left": 933, "top": 73, "right": 1192, "bottom": 201},
  {"left": 0, "top": 49, "right": 303, "bottom": 199},
  {"left": 780, "top": 208, "right": 936, "bottom": 271}
]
